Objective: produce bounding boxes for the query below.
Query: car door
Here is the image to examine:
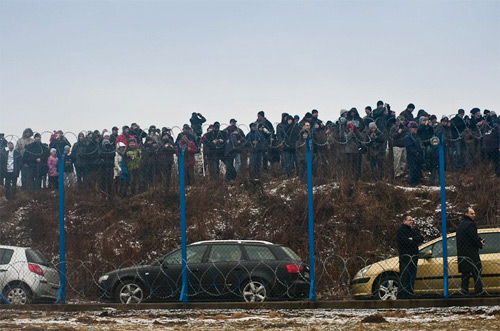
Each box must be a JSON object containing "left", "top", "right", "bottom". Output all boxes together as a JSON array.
[
  {"left": 150, "top": 244, "right": 208, "bottom": 301},
  {"left": 414, "top": 236, "right": 458, "bottom": 295},
  {"left": 477, "top": 232, "right": 500, "bottom": 293},
  {"left": 200, "top": 244, "right": 243, "bottom": 301}
]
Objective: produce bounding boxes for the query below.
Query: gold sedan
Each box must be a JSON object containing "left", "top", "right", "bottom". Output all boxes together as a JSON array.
[{"left": 351, "top": 228, "right": 500, "bottom": 300}]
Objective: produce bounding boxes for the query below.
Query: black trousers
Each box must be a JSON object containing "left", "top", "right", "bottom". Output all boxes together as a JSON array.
[
  {"left": 398, "top": 255, "right": 418, "bottom": 298},
  {"left": 460, "top": 260, "right": 483, "bottom": 295},
  {"left": 4, "top": 172, "right": 17, "bottom": 200}
]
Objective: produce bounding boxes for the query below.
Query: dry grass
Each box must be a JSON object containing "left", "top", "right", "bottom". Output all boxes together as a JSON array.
[{"left": 0, "top": 165, "right": 498, "bottom": 300}]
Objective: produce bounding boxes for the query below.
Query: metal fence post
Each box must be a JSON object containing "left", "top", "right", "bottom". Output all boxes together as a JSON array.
[
  {"left": 178, "top": 144, "right": 188, "bottom": 303},
  {"left": 439, "top": 132, "right": 449, "bottom": 299},
  {"left": 306, "top": 138, "right": 316, "bottom": 301},
  {"left": 56, "top": 153, "right": 66, "bottom": 304}
]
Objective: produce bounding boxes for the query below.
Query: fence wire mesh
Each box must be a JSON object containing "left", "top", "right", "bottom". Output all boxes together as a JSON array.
[{"left": 0, "top": 112, "right": 499, "bottom": 304}]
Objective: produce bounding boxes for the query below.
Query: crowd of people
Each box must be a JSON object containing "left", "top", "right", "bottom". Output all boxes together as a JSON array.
[{"left": 1, "top": 102, "right": 499, "bottom": 200}]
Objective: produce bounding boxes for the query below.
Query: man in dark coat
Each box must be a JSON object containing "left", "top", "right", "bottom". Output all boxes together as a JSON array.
[
  {"left": 399, "top": 103, "right": 415, "bottom": 122},
  {"left": 190, "top": 112, "right": 207, "bottom": 146},
  {"left": 450, "top": 109, "right": 467, "bottom": 170},
  {"left": 397, "top": 215, "right": 423, "bottom": 299},
  {"left": 204, "top": 122, "right": 227, "bottom": 180},
  {"left": 456, "top": 207, "right": 484, "bottom": 295},
  {"left": 23, "top": 133, "right": 49, "bottom": 190},
  {"left": 246, "top": 122, "right": 267, "bottom": 180},
  {"left": 405, "top": 121, "right": 424, "bottom": 186}
]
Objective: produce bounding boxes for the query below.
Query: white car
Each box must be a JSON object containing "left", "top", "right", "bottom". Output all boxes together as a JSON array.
[{"left": 0, "top": 245, "right": 60, "bottom": 304}]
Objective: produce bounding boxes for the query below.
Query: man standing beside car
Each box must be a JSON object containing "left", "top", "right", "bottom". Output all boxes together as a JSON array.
[
  {"left": 457, "top": 207, "right": 484, "bottom": 296},
  {"left": 397, "top": 215, "right": 423, "bottom": 299}
]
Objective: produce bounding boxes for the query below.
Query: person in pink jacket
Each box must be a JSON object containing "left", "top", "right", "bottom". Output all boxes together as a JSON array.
[{"left": 47, "top": 148, "right": 59, "bottom": 189}]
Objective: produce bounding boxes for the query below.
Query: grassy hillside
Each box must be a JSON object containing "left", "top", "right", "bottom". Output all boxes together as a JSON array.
[{"left": 0, "top": 166, "right": 498, "bottom": 300}]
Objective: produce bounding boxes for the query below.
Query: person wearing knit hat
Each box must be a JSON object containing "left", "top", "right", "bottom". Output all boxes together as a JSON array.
[
  {"left": 47, "top": 147, "right": 59, "bottom": 190},
  {"left": 368, "top": 122, "right": 378, "bottom": 130}
]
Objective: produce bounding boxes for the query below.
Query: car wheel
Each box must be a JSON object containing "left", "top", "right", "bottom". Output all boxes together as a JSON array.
[
  {"left": 374, "top": 274, "right": 399, "bottom": 300},
  {"left": 115, "top": 281, "right": 145, "bottom": 304},
  {"left": 242, "top": 280, "right": 267, "bottom": 303},
  {"left": 4, "top": 284, "right": 33, "bottom": 305}
]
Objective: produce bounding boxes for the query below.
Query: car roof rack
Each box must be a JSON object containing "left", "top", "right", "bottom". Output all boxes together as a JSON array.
[{"left": 190, "top": 240, "right": 273, "bottom": 245}]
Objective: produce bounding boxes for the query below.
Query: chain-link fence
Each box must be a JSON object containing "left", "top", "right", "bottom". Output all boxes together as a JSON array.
[{"left": 0, "top": 113, "right": 499, "bottom": 304}]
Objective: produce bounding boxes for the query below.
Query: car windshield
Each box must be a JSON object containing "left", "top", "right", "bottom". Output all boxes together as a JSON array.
[{"left": 25, "top": 249, "right": 50, "bottom": 266}]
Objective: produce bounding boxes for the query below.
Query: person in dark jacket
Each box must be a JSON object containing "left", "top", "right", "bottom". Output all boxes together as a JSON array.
[
  {"left": 246, "top": 122, "right": 267, "bottom": 180},
  {"left": 224, "top": 126, "right": 243, "bottom": 181},
  {"left": 482, "top": 113, "right": 500, "bottom": 176},
  {"left": 457, "top": 207, "right": 484, "bottom": 295},
  {"left": 23, "top": 133, "right": 49, "bottom": 190},
  {"left": 159, "top": 130, "right": 175, "bottom": 190},
  {"left": 399, "top": 103, "right": 415, "bottom": 123},
  {"left": 389, "top": 116, "right": 408, "bottom": 178},
  {"left": 49, "top": 130, "right": 71, "bottom": 157},
  {"left": 405, "top": 122, "right": 424, "bottom": 186},
  {"left": 372, "top": 101, "right": 389, "bottom": 132},
  {"left": 295, "top": 128, "right": 311, "bottom": 180},
  {"left": 0, "top": 142, "right": 21, "bottom": 199},
  {"left": 256, "top": 111, "right": 274, "bottom": 171},
  {"left": 278, "top": 115, "right": 299, "bottom": 177},
  {"left": 190, "top": 112, "right": 207, "bottom": 146},
  {"left": 365, "top": 122, "right": 386, "bottom": 180},
  {"left": 204, "top": 122, "right": 227, "bottom": 180},
  {"left": 450, "top": 109, "right": 467, "bottom": 170},
  {"left": 397, "top": 215, "right": 423, "bottom": 299},
  {"left": 98, "top": 136, "right": 116, "bottom": 196}
]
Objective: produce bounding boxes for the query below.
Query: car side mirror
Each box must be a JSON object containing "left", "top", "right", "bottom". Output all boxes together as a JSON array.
[{"left": 423, "top": 250, "right": 432, "bottom": 259}]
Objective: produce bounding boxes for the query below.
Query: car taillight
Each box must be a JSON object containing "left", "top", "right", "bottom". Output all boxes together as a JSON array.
[
  {"left": 28, "top": 264, "right": 44, "bottom": 277},
  {"left": 286, "top": 264, "right": 304, "bottom": 273}
]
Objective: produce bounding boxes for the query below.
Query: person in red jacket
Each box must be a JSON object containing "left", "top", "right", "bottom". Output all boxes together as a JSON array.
[
  {"left": 176, "top": 134, "right": 198, "bottom": 186},
  {"left": 115, "top": 126, "right": 137, "bottom": 147}
]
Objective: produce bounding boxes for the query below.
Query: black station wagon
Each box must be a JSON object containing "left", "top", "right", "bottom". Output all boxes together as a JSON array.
[{"left": 98, "top": 240, "right": 310, "bottom": 303}]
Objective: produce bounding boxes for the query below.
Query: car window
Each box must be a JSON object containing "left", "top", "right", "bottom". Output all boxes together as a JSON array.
[
  {"left": 480, "top": 232, "right": 500, "bottom": 254},
  {"left": 431, "top": 237, "right": 457, "bottom": 257},
  {"left": 208, "top": 245, "right": 242, "bottom": 262},
  {"left": 281, "top": 246, "right": 302, "bottom": 261},
  {"left": 0, "top": 249, "right": 14, "bottom": 265},
  {"left": 244, "top": 245, "right": 276, "bottom": 261},
  {"left": 25, "top": 249, "right": 50, "bottom": 266},
  {"left": 163, "top": 245, "right": 207, "bottom": 265}
]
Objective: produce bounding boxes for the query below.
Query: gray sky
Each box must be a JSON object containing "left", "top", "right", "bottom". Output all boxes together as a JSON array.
[{"left": 1, "top": 0, "right": 499, "bottom": 141}]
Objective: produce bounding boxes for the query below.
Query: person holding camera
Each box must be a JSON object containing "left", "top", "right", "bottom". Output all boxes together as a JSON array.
[
  {"left": 190, "top": 112, "right": 207, "bottom": 146},
  {"left": 457, "top": 207, "right": 484, "bottom": 296}
]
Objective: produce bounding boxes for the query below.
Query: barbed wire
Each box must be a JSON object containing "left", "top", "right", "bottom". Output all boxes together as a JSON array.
[{"left": 1, "top": 254, "right": 496, "bottom": 304}]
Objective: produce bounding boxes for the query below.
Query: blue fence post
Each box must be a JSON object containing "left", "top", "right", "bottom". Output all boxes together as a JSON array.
[
  {"left": 439, "top": 132, "right": 449, "bottom": 299},
  {"left": 178, "top": 144, "right": 188, "bottom": 304},
  {"left": 56, "top": 153, "right": 66, "bottom": 304},
  {"left": 306, "top": 138, "right": 316, "bottom": 301}
]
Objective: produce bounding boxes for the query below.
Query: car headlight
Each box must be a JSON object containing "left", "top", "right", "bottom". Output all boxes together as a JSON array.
[
  {"left": 98, "top": 274, "right": 109, "bottom": 283},
  {"left": 353, "top": 265, "right": 371, "bottom": 280}
]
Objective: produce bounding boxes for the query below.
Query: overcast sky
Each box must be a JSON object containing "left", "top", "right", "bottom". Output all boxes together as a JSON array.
[{"left": 1, "top": 0, "right": 499, "bottom": 141}]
